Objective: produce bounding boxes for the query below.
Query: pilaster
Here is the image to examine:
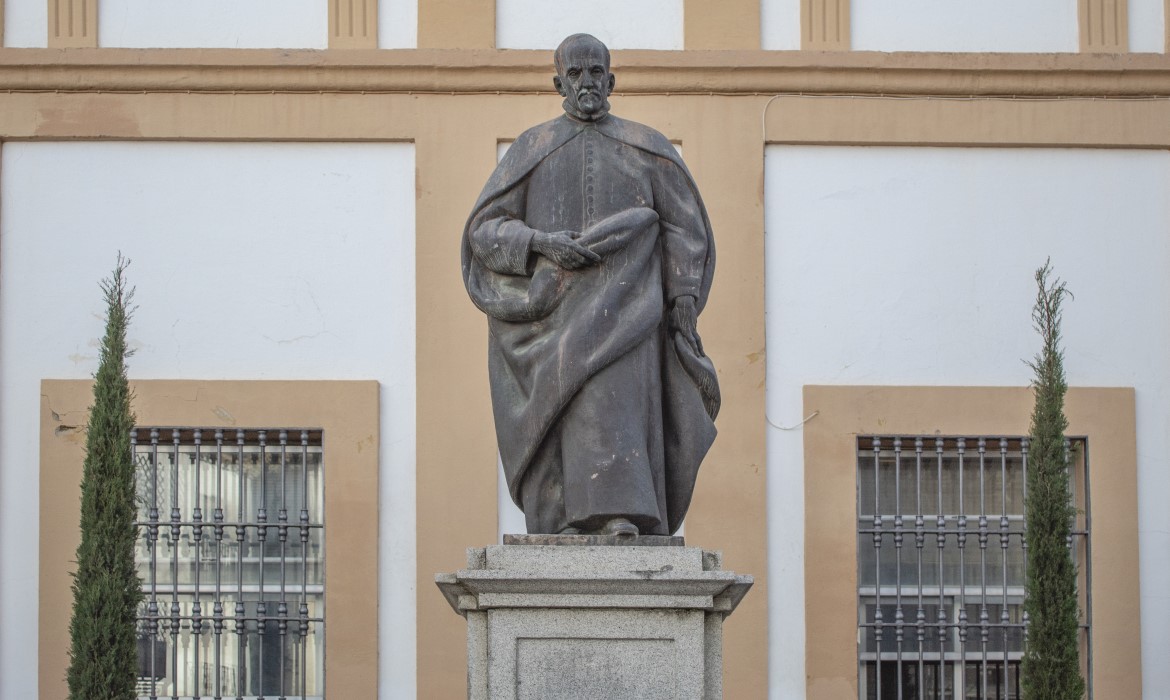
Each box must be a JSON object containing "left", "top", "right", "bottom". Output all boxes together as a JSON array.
[{"left": 48, "top": 0, "right": 97, "bottom": 48}]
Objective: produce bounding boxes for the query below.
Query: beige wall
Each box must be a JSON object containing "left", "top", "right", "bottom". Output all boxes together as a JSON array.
[
  {"left": 803, "top": 386, "right": 1141, "bottom": 699},
  {"left": 7, "top": 38, "right": 1164, "bottom": 699}
]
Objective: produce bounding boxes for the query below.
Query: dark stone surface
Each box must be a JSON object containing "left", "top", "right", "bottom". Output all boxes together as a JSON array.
[
  {"left": 462, "top": 34, "right": 719, "bottom": 538},
  {"left": 503, "top": 534, "right": 685, "bottom": 547}
]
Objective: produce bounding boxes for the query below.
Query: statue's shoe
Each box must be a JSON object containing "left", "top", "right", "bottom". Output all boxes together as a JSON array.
[{"left": 600, "top": 517, "right": 638, "bottom": 539}]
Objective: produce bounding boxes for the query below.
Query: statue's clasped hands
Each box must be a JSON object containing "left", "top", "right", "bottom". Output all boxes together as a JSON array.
[{"left": 532, "top": 230, "right": 601, "bottom": 270}]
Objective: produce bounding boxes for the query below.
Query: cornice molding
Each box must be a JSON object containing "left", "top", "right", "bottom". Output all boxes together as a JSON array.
[{"left": 3, "top": 48, "right": 1170, "bottom": 96}]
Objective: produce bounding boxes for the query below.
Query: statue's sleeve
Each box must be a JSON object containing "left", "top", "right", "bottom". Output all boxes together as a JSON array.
[
  {"left": 467, "top": 178, "right": 537, "bottom": 276},
  {"left": 654, "top": 158, "right": 709, "bottom": 301}
]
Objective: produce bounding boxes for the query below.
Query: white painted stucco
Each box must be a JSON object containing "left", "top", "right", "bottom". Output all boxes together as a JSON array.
[
  {"left": 379, "top": 0, "right": 418, "bottom": 49},
  {"left": 496, "top": 0, "right": 683, "bottom": 50},
  {"left": 764, "top": 145, "right": 1170, "bottom": 698},
  {"left": 0, "top": 142, "right": 417, "bottom": 699},
  {"left": 4, "top": 0, "right": 48, "bottom": 47},
  {"left": 760, "top": 0, "right": 803, "bottom": 50},
  {"left": 851, "top": 0, "right": 1078, "bottom": 52},
  {"left": 99, "top": 0, "right": 326, "bottom": 48},
  {"left": 1130, "top": 0, "right": 1166, "bottom": 53}
]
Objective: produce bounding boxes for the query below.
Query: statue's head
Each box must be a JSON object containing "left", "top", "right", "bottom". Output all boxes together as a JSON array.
[{"left": 553, "top": 33, "right": 615, "bottom": 121}]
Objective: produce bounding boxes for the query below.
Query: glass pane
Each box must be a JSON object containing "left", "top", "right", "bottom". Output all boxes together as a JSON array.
[
  {"left": 135, "top": 428, "right": 325, "bottom": 700},
  {"left": 857, "top": 437, "right": 1087, "bottom": 700},
  {"left": 136, "top": 593, "right": 323, "bottom": 698}
]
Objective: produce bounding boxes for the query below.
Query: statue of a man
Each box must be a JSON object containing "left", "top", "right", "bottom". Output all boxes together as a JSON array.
[{"left": 461, "top": 33, "right": 719, "bottom": 538}]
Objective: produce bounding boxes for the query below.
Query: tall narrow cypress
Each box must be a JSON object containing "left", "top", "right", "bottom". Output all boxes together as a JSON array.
[
  {"left": 67, "top": 256, "right": 143, "bottom": 699},
  {"left": 1021, "top": 260, "right": 1085, "bottom": 699}
]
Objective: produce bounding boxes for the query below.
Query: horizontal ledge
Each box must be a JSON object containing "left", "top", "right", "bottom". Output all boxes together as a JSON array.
[
  {"left": 471, "top": 592, "right": 717, "bottom": 610},
  {"left": 2, "top": 48, "right": 1170, "bottom": 96}
]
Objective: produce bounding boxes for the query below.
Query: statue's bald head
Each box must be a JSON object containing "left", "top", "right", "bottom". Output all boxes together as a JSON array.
[
  {"left": 552, "top": 33, "right": 614, "bottom": 120},
  {"left": 554, "top": 34, "right": 610, "bottom": 74}
]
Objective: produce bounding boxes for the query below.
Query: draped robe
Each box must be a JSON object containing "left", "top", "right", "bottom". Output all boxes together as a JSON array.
[{"left": 461, "top": 113, "right": 719, "bottom": 535}]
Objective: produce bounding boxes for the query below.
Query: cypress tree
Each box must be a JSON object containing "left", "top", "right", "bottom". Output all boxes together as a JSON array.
[
  {"left": 1021, "top": 260, "right": 1085, "bottom": 699},
  {"left": 66, "top": 256, "right": 143, "bottom": 699}
]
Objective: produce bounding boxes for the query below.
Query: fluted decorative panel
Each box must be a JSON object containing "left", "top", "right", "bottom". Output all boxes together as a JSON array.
[
  {"left": 330, "top": 0, "right": 378, "bottom": 49},
  {"left": 802, "top": 0, "right": 850, "bottom": 50},
  {"left": 1080, "top": 0, "right": 1129, "bottom": 52},
  {"left": 48, "top": 0, "right": 96, "bottom": 47}
]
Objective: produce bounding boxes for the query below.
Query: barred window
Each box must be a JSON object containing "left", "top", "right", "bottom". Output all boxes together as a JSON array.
[
  {"left": 857, "top": 436, "right": 1091, "bottom": 700},
  {"left": 134, "top": 428, "right": 325, "bottom": 700}
]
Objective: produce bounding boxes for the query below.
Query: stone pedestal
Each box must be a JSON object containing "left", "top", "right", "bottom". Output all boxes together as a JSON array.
[{"left": 435, "top": 536, "right": 752, "bottom": 699}]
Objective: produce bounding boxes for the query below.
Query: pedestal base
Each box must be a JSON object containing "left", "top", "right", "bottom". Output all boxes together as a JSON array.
[{"left": 436, "top": 538, "right": 752, "bottom": 699}]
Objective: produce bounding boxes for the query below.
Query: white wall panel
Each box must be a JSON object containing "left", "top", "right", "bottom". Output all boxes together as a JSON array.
[
  {"left": 852, "top": 0, "right": 1078, "bottom": 52},
  {"left": 496, "top": 0, "right": 683, "bottom": 50},
  {"left": 4, "top": 0, "right": 47, "bottom": 47},
  {"left": 0, "top": 142, "right": 416, "bottom": 698},
  {"left": 764, "top": 146, "right": 1170, "bottom": 698},
  {"left": 379, "top": 0, "right": 418, "bottom": 48},
  {"left": 760, "top": 0, "right": 803, "bottom": 50},
  {"left": 1130, "top": 0, "right": 1166, "bottom": 52},
  {"left": 99, "top": 0, "right": 325, "bottom": 48}
]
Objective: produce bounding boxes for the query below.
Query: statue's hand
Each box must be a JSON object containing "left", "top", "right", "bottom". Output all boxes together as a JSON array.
[
  {"left": 532, "top": 230, "right": 602, "bottom": 270},
  {"left": 670, "top": 295, "right": 705, "bottom": 357}
]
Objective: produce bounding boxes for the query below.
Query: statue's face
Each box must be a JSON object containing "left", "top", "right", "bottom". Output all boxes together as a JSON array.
[{"left": 555, "top": 41, "right": 614, "bottom": 117}]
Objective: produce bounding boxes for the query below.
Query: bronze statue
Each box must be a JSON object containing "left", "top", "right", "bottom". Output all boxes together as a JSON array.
[{"left": 461, "top": 33, "right": 719, "bottom": 538}]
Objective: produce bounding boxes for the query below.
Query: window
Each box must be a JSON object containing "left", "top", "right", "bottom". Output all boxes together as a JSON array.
[
  {"left": 857, "top": 436, "right": 1091, "bottom": 700},
  {"left": 134, "top": 427, "right": 325, "bottom": 699}
]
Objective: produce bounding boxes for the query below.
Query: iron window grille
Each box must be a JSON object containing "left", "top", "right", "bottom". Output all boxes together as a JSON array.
[
  {"left": 857, "top": 436, "right": 1091, "bottom": 700},
  {"left": 133, "top": 427, "right": 325, "bottom": 700}
]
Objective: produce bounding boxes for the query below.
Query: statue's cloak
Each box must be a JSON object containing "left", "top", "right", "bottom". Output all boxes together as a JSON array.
[{"left": 461, "top": 114, "right": 719, "bottom": 533}]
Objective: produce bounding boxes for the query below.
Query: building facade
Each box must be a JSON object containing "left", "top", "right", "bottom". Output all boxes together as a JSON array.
[{"left": 0, "top": 1, "right": 1165, "bottom": 698}]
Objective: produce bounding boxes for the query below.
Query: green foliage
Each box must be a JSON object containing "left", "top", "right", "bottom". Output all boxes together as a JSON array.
[
  {"left": 67, "top": 256, "right": 144, "bottom": 700},
  {"left": 1021, "top": 260, "right": 1085, "bottom": 700}
]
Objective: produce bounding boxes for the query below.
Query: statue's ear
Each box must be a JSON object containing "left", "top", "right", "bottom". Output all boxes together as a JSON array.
[
  {"left": 554, "top": 76, "right": 567, "bottom": 97},
  {"left": 607, "top": 73, "right": 616, "bottom": 94}
]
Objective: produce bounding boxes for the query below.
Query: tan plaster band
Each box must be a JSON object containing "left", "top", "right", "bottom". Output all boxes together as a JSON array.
[
  {"left": 4, "top": 49, "right": 1170, "bottom": 96},
  {"left": 38, "top": 380, "right": 379, "bottom": 699},
  {"left": 802, "top": 386, "right": 1141, "bottom": 700},
  {"left": 762, "top": 94, "right": 1170, "bottom": 147}
]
